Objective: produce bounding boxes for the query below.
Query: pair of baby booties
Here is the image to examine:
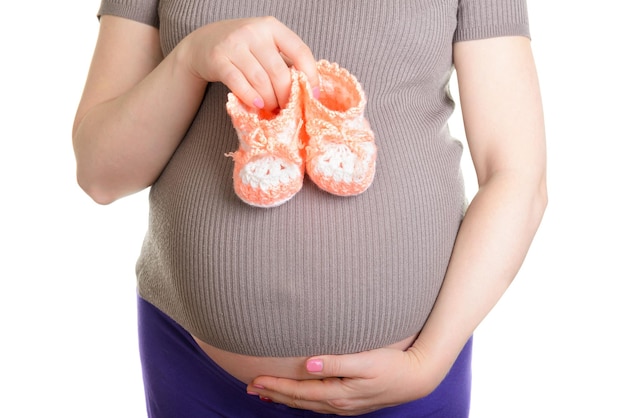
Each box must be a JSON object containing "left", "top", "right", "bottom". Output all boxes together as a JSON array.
[{"left": 226, "top": 60, "right": 376, "bottom": 208}]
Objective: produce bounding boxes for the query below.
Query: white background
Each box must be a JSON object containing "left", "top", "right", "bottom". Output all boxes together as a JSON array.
[{"left": 1, "top": 1, "right": 624, "bottom": 417}]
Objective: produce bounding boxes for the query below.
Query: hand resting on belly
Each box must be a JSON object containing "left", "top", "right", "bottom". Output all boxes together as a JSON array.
[{"left": 193, "top": 333, "right": 418, "bottom": 384}]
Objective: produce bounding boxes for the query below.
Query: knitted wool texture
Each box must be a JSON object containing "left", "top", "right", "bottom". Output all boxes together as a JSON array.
[
  {"left": 226, "top": 68, "right": 306, "bottom": 208},
  {"left": 304, "top": 60, "right": 376, "bottom": 196},
  {"left": 98, "top": 0, "right": 531, "bottom": 357},
  {"left": 226, "top": 60, "right": 376, "bottom": 206}
]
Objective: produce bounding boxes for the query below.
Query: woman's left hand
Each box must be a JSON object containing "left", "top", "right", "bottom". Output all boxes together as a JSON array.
[{"left": 246, "top": 345, "right": 444, "bottom": 416}]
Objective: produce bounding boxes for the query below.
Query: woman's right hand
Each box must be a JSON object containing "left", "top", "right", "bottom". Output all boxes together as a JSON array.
[
  {"left": 73, "top": 15, "right": 316, "bottom": 204},
  {"left": 181, "top": 16, "right": 319, "bottom": 110}
]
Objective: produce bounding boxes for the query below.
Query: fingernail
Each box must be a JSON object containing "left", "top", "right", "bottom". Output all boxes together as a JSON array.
[
  {"left": 247, "top": 390, "right": 259, "bottom": 396},
  {"left": 260, "top": 396, "right": 273, "bottom": 403},
  {"left": 312, "top": 86, "right": 320, "bottom": 99},
  {"left": 306, "top": 358, "right": 323, "bottom": 373},
  {"left": 253, "top": 97, "right": 265, "bottom": 109},
  {"left": 253, "top": 384, "right": 265, "bottom": 390}
]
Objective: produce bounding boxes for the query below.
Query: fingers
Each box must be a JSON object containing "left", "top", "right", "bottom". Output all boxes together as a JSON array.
[
  {"left": 247, "top": 41, "right": 295, "bottom": 109},
  {"left": 248, "top": 377, "right": 366, "bottom": 415},
  {"left": 271, "top": 22, "right": 319, "bottom": 97},
  {"left": 227, "top": 50, "right": 289, "bottom": 110},
  {"left": 249, "top": 17, "right": 319, "bottom": 109},
  {"left": 246, "top": 350, "right": 425, "bottom": 415},
  {"left": 305, "top": 352, "right": 377, "bottom": 379},
  {"left": 196, "top": 16, "right": 318, "bottom": 110}
]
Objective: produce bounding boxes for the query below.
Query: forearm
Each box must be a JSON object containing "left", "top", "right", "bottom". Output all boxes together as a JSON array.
[
  {"left": 410, "top": 171, "right": 547, "bottom": 376},
  {"left": 73, "top": 44, "right": 207, "bottom": 204}
]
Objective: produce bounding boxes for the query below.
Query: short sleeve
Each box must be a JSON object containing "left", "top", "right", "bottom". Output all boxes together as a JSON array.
[
  {"left": 98, "top": 0, "right": 160, "bottom": 28},
  {"left": 454, "top": 0, "right": 530, "bottom": 42}
]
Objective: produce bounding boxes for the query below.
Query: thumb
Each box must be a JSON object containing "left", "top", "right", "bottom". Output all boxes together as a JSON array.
[
  {"left": 305, "top": 357, "right": 325, "bottom": 374},
  {"left": 305, "top": 353, "right": 368, "bottom": 378}
]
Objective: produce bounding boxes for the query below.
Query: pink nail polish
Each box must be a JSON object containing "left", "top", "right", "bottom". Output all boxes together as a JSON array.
[
  {"left": 312, "top": 86, "right": 320, "bottom": 99},
  {"left": 306, "top": 358, "right": 323, "bottom": 373},
  {"left": 253, "top": 97, "right": 265, "bottom": 109}
]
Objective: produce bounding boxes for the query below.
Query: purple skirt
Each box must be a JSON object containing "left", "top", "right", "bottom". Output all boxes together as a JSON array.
[{"left": 138, "top": 296, "right": 472, "bottom": 417}]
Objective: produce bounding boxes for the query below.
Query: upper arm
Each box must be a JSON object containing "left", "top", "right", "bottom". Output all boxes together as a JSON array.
[
  {"left": 73, "top": 15, "right": 163, "bottom": 137},
  {"left": 453, "top": 36, "right": 546, "bottom": 187}
]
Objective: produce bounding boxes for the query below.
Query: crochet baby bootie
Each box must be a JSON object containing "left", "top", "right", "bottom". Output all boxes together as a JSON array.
[
  {"left": 226, "top": 69, "right": 306, "bottom": 208},
  {"left": 302, "top": 60, "right": 376, "bottom": 196}
]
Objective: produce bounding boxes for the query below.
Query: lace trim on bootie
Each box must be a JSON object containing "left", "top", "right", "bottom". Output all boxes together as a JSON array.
[
  {"left": 303, "top": 60, "right": 377, "bottom": 196},
  {"left": 226, "top": 69, "right": 306, "bottom": 208}
]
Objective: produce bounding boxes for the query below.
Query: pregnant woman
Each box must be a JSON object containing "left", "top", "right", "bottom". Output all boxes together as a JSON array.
[{"left": 72, "top": 1, "right": 547, "bottom": 416}]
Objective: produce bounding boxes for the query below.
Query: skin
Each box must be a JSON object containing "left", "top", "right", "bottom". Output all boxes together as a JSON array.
[
  {"left": 73, "top": 15, "right": 547, "bottom": 417},
  {"left": 249, "top": 36, "right": 548, "bottom": 415},
  {"left": 73, "top": 15, "right": 318, "bottom": 204}
]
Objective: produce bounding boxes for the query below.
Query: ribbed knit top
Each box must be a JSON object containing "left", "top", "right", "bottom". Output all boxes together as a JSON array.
[{"left": 98, "top": 0, "right": 530, "bottom": 357}]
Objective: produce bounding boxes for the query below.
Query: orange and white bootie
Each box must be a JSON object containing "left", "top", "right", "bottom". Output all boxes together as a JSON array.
[
  {"left": 302, "top": 60, "right": 377, "bottom": 196},
  {"left": 226, "top": 69, "right": 306, "bottom": 208}
]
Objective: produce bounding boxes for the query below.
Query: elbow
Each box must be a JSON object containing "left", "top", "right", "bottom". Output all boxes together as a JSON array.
[
  {"left": 75, "top": 161, "right": 122, "bottom": 205},
  {"left": 73, "top": 129, "right": 124, "bottom": 205},
  {"left": 76, "top": 172, "right": 118, "bottom": 205},
  {"left": 540, "top": 185, "right": 548, "bottom": 215},
  {"left": 537, "top": 175, "right": 549, "bottom": 213},
  {"left": 73, "top": 143, "right": 128, "bottom": 205},
  {"left": 75, "top": 160, "right": 149, "bottom": 205},
  {"left": 84, "top": 189, "right": 118, "bottom": 206},
  {"left": 530, "top": 174, "right": 549, "bottom": 227}
]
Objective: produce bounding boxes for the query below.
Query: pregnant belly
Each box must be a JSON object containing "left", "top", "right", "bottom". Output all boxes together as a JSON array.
[{"left": 192, "top": 333, "right": 418, "bottom": 384}]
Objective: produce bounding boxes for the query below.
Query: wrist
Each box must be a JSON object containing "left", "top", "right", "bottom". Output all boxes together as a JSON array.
[
  {"left": 172, "top": 35, "right": 210, "bottom": 89},
  {"left": 402, "top": 342, "right": 448, "bottom": 397},
  {"left": 409, "top": 327, "right": 470, "bottom": 383}
]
